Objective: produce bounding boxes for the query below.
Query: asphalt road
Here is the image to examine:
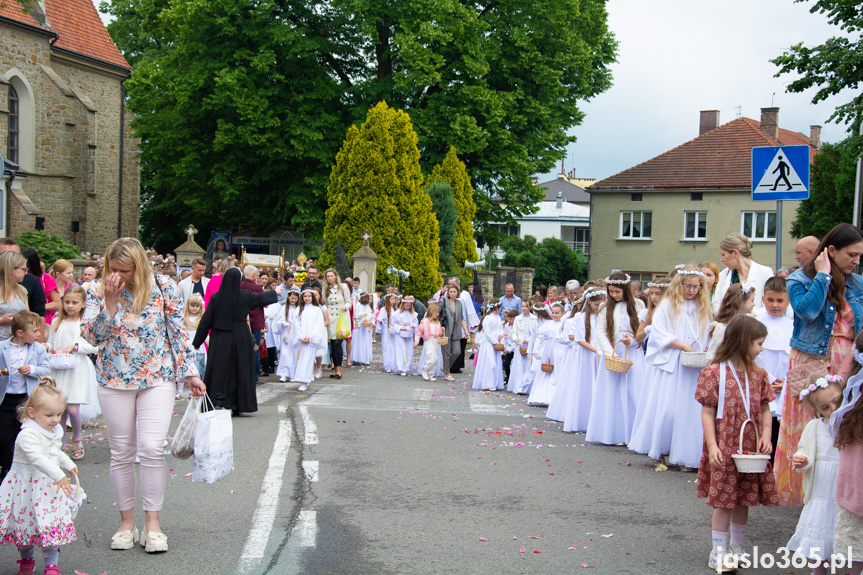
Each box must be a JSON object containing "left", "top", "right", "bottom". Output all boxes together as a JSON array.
[{"left": 0, "top": 345, "right": 805, "bottom": 575}]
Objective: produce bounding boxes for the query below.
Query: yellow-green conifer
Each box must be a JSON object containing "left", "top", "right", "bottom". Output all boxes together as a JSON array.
[
  {"left": 429, "top": 147, "right": 478, "bottom": 266},
  {"left": 321, "top": 102, "right": 440, "bottom": 299}
]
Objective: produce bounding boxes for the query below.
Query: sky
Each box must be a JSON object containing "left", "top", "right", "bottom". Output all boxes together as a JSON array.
[
  {"left": 93, "top": 0, "right": 853, "bottom": 184},
  {"left": 539, "top": 0, "right": 856, "bottom": 184}
]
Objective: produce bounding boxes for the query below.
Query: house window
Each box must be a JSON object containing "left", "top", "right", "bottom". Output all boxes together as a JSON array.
[
  {"left": 625, "top": 272, "right": 655, "bottom": 283},
  {"left": 572, "top": 228, "right": 590, "bottom": 255},
  {"left": 619, "top": 211, "right": 652, "bottom": 239},
  {"left": 489, "top": 224, "right": 520, "bottom": 237},
  {"left": 684, "top": 211, "right": 708, "bottom": 240},
  {"left": 631, "top": 193, "right": 642, "bottom": 202},
  {"left": 7, "top": 85, "right": 19, "bottom": 165},
  {"left": 691, "top": 192, "right": 703, "bottom": 201},
  {"left": 741, "top": 211, "right": 777, "bottom": 240}
]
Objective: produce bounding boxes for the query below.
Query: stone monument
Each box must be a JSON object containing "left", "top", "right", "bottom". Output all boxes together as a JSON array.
[
  {"left": 352, "top": 230, "right": 379, "bottom": 294},
  {"left": 174, "top": 225, "right": 206, "bottom": 267}
]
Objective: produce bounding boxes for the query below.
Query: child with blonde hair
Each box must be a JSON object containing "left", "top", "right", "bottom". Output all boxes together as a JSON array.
[
  {"left": 0, "top": 378, "right": 85, "bottom": 575},
  {"left": 179, "top": 294, "right": 206, "bottom": 398},
  {"left": 415, "top": 302, "right": 444, "bottom": 381},
  {"left": 46, "top": 286, "right": 99, "bottom": 459}
]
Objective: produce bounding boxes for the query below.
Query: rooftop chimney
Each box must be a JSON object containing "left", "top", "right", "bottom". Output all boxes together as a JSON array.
[
  {"left": 699, "top": 110, "right": 720, "bottom": 135},
  {"left": 556, "top": 191, "right": 563, "bottom": 209},
  {"left": 760, "top": 107, "right": 779, "bottom": 140},
  {"left": 810, "top": 125, "right": 822, "bottom": 150}
]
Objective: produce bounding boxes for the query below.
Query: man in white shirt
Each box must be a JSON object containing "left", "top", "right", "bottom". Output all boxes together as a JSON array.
[{"left": 178, "top": 259, "right": 209, "bottom": 304}]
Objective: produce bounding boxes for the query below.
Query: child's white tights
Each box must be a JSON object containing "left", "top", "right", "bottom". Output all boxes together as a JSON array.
[
  {"left": 18, "top": 545, "right": 59, "bottom": 565},
  {"left": 60, "top": 404, "right": 81, "bottom": 444}
]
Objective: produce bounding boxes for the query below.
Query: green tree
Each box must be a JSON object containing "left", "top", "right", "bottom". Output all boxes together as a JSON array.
[
  {"left": 791, "top": 141, "right": 857, "bottom": 238},
  {"left": 321, "top": 102, "right": 440, "bottom": 300},
  {"left": 16, "top": 232, "right": 83, "bottom": 267},
  {"left": 501, "top": 235, "right": 538, "bottom": 268},
  {"left": 771, "top": 0, "right": 863, "bottom": 128},
  {"left": 102, "top": 0, "right": 617, "bottom": 243},
  {"left": 425, "top": 182, "right": 457, "bottom": 272},
  {"left": 429, "top": 147, "right": 478, "bottom": 266},
  {"left": 534, "top": 238, "right": 587, "bottom": 286}
]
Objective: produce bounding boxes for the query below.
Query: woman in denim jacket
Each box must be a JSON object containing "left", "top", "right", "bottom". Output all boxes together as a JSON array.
[{"left": 777, "top": 223, "right": 863, "bottom": 506}]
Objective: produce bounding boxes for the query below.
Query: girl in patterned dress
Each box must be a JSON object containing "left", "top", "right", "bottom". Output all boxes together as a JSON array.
[
  {"left": 695, "top": 315, "right": 779, "bottom": 572},
  {"left": 0, "top": 379, "right": 84, "bottom": 575}
]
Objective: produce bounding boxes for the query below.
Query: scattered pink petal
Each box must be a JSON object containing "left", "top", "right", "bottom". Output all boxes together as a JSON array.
[
  {"left": 512, "top": 536, "right": 518, "bottom": 540},
  {"left": 519, "top": 547, "right": 525, "bottom": 553},
  {"left": 529, "top": 535, "right": 539, "bottom": 539},
  {"left": 479, "top": 537, "right": 487, "bottom": 542},
  {"left": 581, "top": 563, "right": 590, "bottom": 568},
  {"left": 534, "top": 550, "right": 541, "bottom": 554},
  {"left": 90, "top": 475, "right": 98, "bottom": 479}
]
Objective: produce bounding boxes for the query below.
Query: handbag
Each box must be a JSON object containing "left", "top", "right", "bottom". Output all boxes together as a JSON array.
[
  {"left": 170, "top": 395, "right": 203, "bottom": 460},
  {"left": 193, "top": 394, "right": 234, "bottom": 483},
  {"left": 786, "top": 338, "right": 833, "bottom": 398},
  {"left": 335, "top": 309, "right": 352, "bottom": 340}
]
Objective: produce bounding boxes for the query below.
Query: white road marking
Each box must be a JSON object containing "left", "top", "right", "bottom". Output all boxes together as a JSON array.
[
  {"left": 468, "top": 391, "right": 513, "bottom": 412},
  {"left": 292, "top": 510, "right": 317, "bottom": 548},
  {"left": 303, "top": 460, "right": 319, "bottom": 482},
  {"left": 238, "top": 405, "right": 292, "bottom": 573},
  {"left": 299, "top": 404, "right": 318, "bottom": 445}
]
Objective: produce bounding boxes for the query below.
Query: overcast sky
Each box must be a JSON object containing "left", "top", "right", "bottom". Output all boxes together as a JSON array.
[
  {"left": 95, "top": 0, "right": 853, "bottom": 184},
  {"left": 540, "top": 0, "right": 855, "bottom": 184}
]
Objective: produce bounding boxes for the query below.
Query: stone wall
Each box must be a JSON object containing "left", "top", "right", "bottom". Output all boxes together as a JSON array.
[
  {"left": 494, "top": 266, "right": 534, "bottom": 301},
  {"left": 0, "top": 19, "right": 139, "bottom": 254}
]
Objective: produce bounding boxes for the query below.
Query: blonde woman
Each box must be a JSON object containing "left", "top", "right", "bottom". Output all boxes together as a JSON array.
[
  {"left": 0, "top": 252, "right": 29, "bottom": 340},
  {"left": 82, "top": 238, "right": 205, "bottom": 553},
  {"left": 713, "top": 233, "right": 774, "bottom": 313},
  {"left": 322, "top": 268, "right": 351, "bottom": 379}
]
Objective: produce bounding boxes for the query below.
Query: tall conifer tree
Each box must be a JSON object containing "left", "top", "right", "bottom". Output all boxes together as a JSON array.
[{"left": 429, "top": 147, "right": 479, "bottom": 267}]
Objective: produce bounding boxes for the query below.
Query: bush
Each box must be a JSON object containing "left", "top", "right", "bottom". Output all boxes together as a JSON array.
[
  {"left": 426, "top": 182, "right": 457, "bottom": 271},
  {"left": 16, "top": 232, "right": 82, "bottom": 267},
  {"left": 501, "top": 235, "right": 538, "bottom": 268},
  {"left": 534, "top": 237, "right": 587, "bottom": 286}
]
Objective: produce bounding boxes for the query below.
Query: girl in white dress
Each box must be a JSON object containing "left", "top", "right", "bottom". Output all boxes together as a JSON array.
[
  {"left": 313, "top": 288, "right": 329, "bottom": 379},
  {"left": 627, "top": 278, "right": 669, "bottom": 450},
  {"left": 527, "top": 303, "right": 565, "bottom": 406},
  {"left": 293, "top": 289, "right": 325, "bottom": 391},
  {"left": 45, "top": 286, "right": 98, "bottom": 460},
  {"left": 633, "top": 266, "right": 711, "bottom": 468},
  {"left": 179, "top": 294, "right": 207, "bottom": 399},
  {"left": 274, "top": 288, "right": 300, "bottom": 382},
  {"left": 416, "top": 300, "right": 445, "bottom": 378},
  {"left": 351, "top": 293, "right": 374, "bottom": 365},
  {"left": 508, "top": 301, "right": 534, "bottom": 393},
  {"left": 0, "top": 379, "right": 84, "bottom": 575},
  {"left": 787, "top": 376, "right": 844, "bottom": 571},
  {"left": 517, "top": 301, "right": 548, "bottom": 396},
  {"left": 392, "top": 297, "right": 418, "bottom": 376},
  {"left": 546, "top": 300, "right": 580, "bottom": 422},
  {"left": 562, "top": 288, "right": 605, "bottom": 433},
  {"left": 376, "top": 295, "right": 399, "bottom": 373},
  {"left": 472, "top": 300, "right": 504, "bottom": 391},
  {"left": 705, "top": 283, "right": 756, "bottom": 364},
  {"left": 586, "top": 273, "right": 645, "bottom": 445}
]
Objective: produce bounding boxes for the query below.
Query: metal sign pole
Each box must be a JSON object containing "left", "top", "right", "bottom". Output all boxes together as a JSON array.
[{"left": 776, "top": 200, "right": 783, "bottom": 271}]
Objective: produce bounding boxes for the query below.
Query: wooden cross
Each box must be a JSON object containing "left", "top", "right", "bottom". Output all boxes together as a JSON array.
[{"left": 185, "top": 225, "right": 197, "bottom": 243}]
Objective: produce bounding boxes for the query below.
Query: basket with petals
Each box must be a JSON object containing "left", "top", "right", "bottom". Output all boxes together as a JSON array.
[
  {"left": 681, "top": 340, "right": 711, "bottom": 369},
  {"left": 731, "top": 419, "right": 770, "bottom": 473},
  {"left": 48, "top": 353, "right": 79, "bottom": 370}
]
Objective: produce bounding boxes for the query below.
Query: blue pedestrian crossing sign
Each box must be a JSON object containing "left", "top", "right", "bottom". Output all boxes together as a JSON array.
[{"left": 751, "top": 145, "right": 810, "bottom": 201}]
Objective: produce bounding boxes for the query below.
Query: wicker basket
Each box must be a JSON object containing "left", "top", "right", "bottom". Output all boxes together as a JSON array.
[
  {"left": 437, "top": 335, "right": 449, "bottom": 346},
  {"left": 731, "top": 419, "right": 770, "bottom": 474},
  {"left": 362, "top": 320, "right": 374, "bottom": 329},
  {"left": 540, "top": 360, "right": 554, "bottom": 373},
  {"left": 604, "top": 339, "right": 633, "bottom": 374},
  {"left": 493, "top": 343, "right": 506, "bottom": 352},
  {"left": 519, "top": 345, "right": 528, "bottom": 356},
  {"left": 48, "top": 354, "right": 79, "bottom": 370},
  {"left": 681, "top": 340, "right": 711, "bottom": 369}
]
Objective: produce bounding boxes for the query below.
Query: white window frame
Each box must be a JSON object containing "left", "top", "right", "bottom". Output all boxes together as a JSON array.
[
  {"left": 741, "top": 211, "right": 777, "bottom": 241},
  {"left": 683, "top": 211, "right": 708, "bottom": 241},
  {"left": 618, "top": 211, "right": 652, "bottom": 240}
]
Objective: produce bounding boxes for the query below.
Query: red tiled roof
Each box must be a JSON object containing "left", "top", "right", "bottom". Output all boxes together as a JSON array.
[
  {"left": 590, "top": 117, "right": 817, "bottom": 192},
  {"left": 0, "top": 0, "right": 129, "bottom": 70}
]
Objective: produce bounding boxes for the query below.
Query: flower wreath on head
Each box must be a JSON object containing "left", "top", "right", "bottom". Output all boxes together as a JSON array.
[
  {"left": 674, "top": 264, "right": 686, "bottom": 270},
  {"left": 647, "top": 281, "right": 670, "bottom": 289},
  {"left": 677, "top": 269, "right": 705, "bottom": 277},
  {"left": 486, "top": 300, "right": 502, "bottom": 311},
  {"left": 800, "top": 374, "right": 844, "bottom": 399},
  {"left": 740, "top": 282, "right": 754, "bottom": 294},
  {"left": 605, "top": 274, "right": 631, "bottom": 285}
]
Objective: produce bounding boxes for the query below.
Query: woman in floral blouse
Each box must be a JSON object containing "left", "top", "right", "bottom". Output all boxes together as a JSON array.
[{"left": 82, "top": 238, "right": 205, "bottom": 553}]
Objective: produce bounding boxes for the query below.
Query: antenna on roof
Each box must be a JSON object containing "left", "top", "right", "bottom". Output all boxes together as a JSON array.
[
  {"left": 735, "top": 106, "right": 742, "bottom": 118},
  {"left": 771, "top": 92, "right": 776, "bottom": 107}
]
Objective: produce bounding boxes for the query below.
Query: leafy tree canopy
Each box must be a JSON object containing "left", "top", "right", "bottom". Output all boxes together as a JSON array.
[
  {"left": 500, "top": 235, "right": 586, "bottom": 286},
  {"left": 772, "top": 0, "right": 863, "bottom": 133},
  {"left": 791, "top": 140, "right": 857, "bottom": 238},
  {"left": 102, "top": 0, "right": 617, "bottom": 250}
]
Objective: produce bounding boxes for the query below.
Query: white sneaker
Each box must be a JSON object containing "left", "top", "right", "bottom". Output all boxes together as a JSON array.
[
  {"left": 708, "top": 550, "right": 738, "bottom": 573},
  {"left": 400, "top": 372, "right": 406, "bottom": 377},
  {"left": 298, "top": 382, "right": 309, "bottom": 392},
  {"left": 421, "top": 371, "right": 429, "bottom": 380},
  {"left": 444, "top": 375, "right": 455, "bottom": 381},
  {"left": 279, "top": 377, "right": 287, "bottom": 382},
  {"left": 429, "top": 377, "right": 437, "bottom": 381}
]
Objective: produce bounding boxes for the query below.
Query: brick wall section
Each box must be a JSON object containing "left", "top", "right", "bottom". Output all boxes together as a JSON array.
[{"left": 0, "top": 19, "right": 139, "bottom": 254}]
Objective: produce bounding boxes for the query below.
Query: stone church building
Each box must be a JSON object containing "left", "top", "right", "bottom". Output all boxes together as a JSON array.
[{"left": 0, "top": 0, "right": 139, "bottom": 253}]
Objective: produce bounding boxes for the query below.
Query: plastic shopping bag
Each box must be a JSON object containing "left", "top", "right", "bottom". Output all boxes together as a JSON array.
[
  {"left": 335, "top": 309, "right": 352, "bottom": 340},
  {"left": 192, "top": 395, "right": 234, "bottom": 483},
  {"left": 170, "top": 395, "right": 203, "bottom": 460}
]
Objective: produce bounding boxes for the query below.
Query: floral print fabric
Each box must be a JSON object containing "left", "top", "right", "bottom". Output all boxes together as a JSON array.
[{"left": 82, "top": 276, "right": 198, "bottom": 390}]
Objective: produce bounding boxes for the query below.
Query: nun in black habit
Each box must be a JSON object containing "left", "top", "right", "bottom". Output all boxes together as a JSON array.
[{"left": 193, "top": 267, "right": 278, "bottom": 414}]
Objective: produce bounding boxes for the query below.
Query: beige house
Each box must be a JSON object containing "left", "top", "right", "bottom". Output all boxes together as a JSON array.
[
  {"left": 0, "top": 0, "right": 139, "bottom": 253},
  {"left": 586, "top": 108, "right": 820, "bottom": 282}
]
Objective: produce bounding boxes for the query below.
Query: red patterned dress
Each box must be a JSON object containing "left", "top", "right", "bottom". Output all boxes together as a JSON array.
[{"left": 695, "top": 363, "right": 780, "bottom": 508}]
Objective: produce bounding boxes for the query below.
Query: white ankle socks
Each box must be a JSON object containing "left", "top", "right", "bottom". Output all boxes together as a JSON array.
[
  {"left": 730, "top": 522, "right": 746, "bottom": 546},
  {"left": 712, "top": 530, "right": 729, "bottom": 554}
]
